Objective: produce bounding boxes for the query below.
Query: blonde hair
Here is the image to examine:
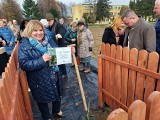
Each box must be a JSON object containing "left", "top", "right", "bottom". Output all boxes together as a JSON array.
[
  {"left": 23, "top": 20, "right": 45, "bottom": 38},
  {"left": 111, "top": 16, "right": 123, "bottom": 31},
  {"left": 71, "top": 21, "right": 77, "bottom": 27}
]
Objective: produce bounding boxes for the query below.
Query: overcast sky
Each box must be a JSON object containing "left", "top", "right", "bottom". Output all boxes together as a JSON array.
[{"left": 17, "top": 0, "right": 130, "bottom": 6}]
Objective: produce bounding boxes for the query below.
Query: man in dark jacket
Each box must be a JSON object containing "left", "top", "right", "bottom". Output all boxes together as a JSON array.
[
  {"left": 154, "top": 0, "right": 160, "bottom": 54},
  {"left": 46, "top": 13, "right": 57, "bottom": 44},
  {"left": 55, "top": 19, "right": 67, "bottom": 77},
  {"left": 122, "top": 9, "right": 156, "bottom": 52}
]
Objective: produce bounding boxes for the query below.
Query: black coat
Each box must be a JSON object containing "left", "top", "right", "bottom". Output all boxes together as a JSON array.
[
  {"left": 55, "top": 23, "right": 66, "bottom": 47},
  {"left": 102, "top": 27, "right": 116, "bottom": 45},
  {"left": 0, "top": 35, "right": 7, "bottom": 47}
]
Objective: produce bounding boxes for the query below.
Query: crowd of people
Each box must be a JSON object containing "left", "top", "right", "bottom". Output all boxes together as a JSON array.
[
  {"left": 0, "top": 11, "right": 94, "bottom": 119},
  {"left": 1, "top": 0, "right": 160, "bottom": 119}
]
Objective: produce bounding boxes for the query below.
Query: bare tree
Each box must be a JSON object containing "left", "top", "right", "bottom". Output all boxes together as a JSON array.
[
  {"left": 57, "top": 2, "right": 68, "bottom": 18},
  {"left": 37, "top": 0, "right": 60, "bottom": 18},
  {"left": 68, "top": 1, "right": 76, "bottom": 17},
  {"left": 1, "top": 0, "right": 23, "bottom": 22}
]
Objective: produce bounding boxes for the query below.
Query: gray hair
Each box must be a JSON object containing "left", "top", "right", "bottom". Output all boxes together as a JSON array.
[
  {"left": 40, "top": 19, "right": 48, "bottom": 28},
  {"left": 121, "top": 9, "right": 137, "bottom": 20}
]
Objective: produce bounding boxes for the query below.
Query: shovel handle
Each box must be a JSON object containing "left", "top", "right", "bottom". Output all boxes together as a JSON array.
[{"left": 72, "top": 53, "right": 88, "bottom": 111}]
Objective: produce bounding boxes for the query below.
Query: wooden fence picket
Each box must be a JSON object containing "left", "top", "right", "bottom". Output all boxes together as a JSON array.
[
  {"left": 135, "top": 50, "right": 148, "bottom": 100},
  {"left": 110, "top": 44, "right": 116, "bottom": 108},
  {"left": 114, "top": 45, "right": 122, "bottom": 108},
  {"left": 144, "top": 52, "right": 159, "bottom": 102},
  {"left": 121, "top": 47, "right": 129, "bottom": 106},
  {"left": 101, "top": 43, "right": 107, "bottom": 104},
  {"left": 146, "top": 91, "right": 160, "bottom": 120},
  {"left": 98, "top": 53, "right": 103, "bottom": 108},
  {"left": 127, "top": 48, "right": 138, "bottom": 107},
  {"left": 128, "top": 100, "right": 146, "bottom": 120},
  {"left": 104, "top": 44, "right": 111, "bottom": 106},
  {"left": 107, "top": 108, "right": 128, "bottom": 120}
]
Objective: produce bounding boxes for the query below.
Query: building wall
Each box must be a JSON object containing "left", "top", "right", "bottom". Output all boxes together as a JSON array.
[
  {"left": 110, "top": 5, "right": 122, "bottom": 17},
  {"left": 72, "top": 3, "right": 95, "bottom": 22},
  {"left": 72, "top": 4, "right": 124, "bottom": 24}
]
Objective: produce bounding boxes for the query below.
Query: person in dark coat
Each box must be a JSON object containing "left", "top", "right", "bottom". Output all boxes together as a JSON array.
[
  {"left": 0, "top": 35, "right": 8, "bottom": 76},
  {"left": 0, "top": 35, "right": 6, "bottom": 47},
  {"left": 64, "top": 22, "right": 78, "bottom": 56},
  {"left": 40, "top": 19, "right": 57, "bottom": 47},
  {"left": 46, "top": 13, "right": 57, "bottom": 44},
  {"left": 17, "top": 18, "right": 31, "bottom": 41},
  {"left": 154, "top": 0, "right": 160, "bottom": 55},
  {"left": 102, "top": 16, "right": 125, "bottom": 46},
  {"left": 18, "top": 20, "right": 66, "bottom": 120},
  {"left": 55, "top": 20, "right": 67, "bottom": 77}
]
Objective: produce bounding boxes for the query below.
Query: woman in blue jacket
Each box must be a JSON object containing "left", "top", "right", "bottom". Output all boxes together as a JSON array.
[{"left": 18, "top": 20, "right": 65, "bottom": 120}]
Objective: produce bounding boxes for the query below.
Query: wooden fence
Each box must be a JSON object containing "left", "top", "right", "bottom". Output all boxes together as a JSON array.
[
  {"left": 98, "top": 43, "right": 160, "bottom": 112},
  {"left": 107, "top": 91, "right": 160, "bottom": 120},
  {"left": 0, "top": 43, "right": 34, "bottom": 120}
]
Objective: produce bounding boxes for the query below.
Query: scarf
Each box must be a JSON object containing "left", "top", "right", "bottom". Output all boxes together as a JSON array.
[{"left": 29, "top": 37, "right": 59, "bottom": 71}]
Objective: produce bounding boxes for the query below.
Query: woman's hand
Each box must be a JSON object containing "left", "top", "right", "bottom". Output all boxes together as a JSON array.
[{"left": 42, "top": 53, "right": 52, "bottom": 62}]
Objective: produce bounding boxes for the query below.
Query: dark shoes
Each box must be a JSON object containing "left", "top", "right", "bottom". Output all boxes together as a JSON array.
[
  {"left": 53, "top": 111, "right": 66, "bottom": 119},
  {"left": 54, "top": 113, "right": 66, "bottom": 118}
]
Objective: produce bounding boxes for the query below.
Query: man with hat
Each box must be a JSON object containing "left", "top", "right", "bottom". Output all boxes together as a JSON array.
[{"left": 46, "top": 13, "right": 57, "bottom": 44}]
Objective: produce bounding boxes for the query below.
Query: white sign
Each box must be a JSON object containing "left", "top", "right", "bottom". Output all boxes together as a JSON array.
[{"left": 48, "top": 47, "right": 72, "bottom": 65}]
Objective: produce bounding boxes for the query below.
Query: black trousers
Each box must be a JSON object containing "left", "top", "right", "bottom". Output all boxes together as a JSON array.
[
  {"left": 37, "top": 101, "right": 61, "bottom": 120},
  {"left": 58, "top": 64, "right": 67, "bottom": 75}
]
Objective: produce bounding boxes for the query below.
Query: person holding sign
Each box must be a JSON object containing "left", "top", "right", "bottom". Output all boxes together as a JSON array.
[{"left": 18, "top": 20, "right": 73, "bottom": 120}]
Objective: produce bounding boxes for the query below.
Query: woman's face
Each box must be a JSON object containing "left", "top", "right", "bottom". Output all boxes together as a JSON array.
[
  {"left": 78, "top": 24, "right": 84, "bottom": 31},
  {"left": 31, "top": 25, "right": 44, "bottom": 42},
  {"left": 72, "top": 25, "right": 77, "bottom": 31},
  {"left": 117, "top": 23, "right": 126, "bottom": 36},
  {"left": 0, "top": 21, "right": 4, "bottom": 28}
]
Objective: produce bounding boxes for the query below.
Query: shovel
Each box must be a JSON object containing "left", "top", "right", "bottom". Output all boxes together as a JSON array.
[{"left": 70, "top": 44, "right": 95, "bottom": 120}]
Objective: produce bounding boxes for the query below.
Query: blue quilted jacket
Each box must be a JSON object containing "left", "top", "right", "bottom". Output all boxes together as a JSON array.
[
  {"left": 18, "top": 37, "right": 62, "bottom": 103},
  {"left": 155, "top": 19, "right": 160, "bottom": 54},
  {"left": 45, "top": 27, "right": 57, "bottom": 46},
  {"left": 0, "top": 25, "right": 15, "bottom": 44},
  {"left": 0, "top": 25, "right": 15, "bottom": 55}
]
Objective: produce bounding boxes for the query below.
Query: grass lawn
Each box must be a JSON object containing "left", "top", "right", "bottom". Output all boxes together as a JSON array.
[{"left": 89, "top": 25, "right": 107, "bottom": 59}]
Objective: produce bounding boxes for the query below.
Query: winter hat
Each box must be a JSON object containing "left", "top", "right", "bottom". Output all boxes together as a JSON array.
[
  {"left": 40, "top": 19, "right": 48, "bottom": 27},
  {"left": 46, "top": 13, "right": 54, "bottom": 20},
  {"left": 13, "top": 20, "right": 17, "bottom": 23},
  {"left": 78, "top": 18, "right": 85, "bottom": 25}
]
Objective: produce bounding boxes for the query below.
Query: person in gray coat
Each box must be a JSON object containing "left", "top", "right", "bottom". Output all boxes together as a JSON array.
[
  {"left": 77, "top": 18, "right": 94, "bottom": 73},
  {"left": 121, "top": 9, "right": 156, "bottom": 52}
]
